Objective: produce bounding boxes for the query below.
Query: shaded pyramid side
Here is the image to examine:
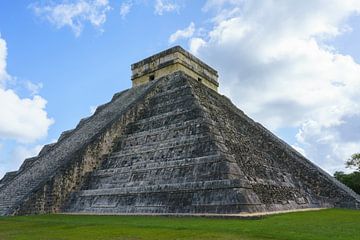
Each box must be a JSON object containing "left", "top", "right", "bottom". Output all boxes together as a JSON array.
[{"left": 188, "top": 76, "right": 360, "bottom": 211}]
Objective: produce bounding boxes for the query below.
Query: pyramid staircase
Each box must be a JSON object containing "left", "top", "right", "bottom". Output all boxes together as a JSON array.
[
  {"left": 1, "top": 72, "right": 359, "bottom": 216},
  {"left": 66, "top": 74, "right": 262, "bottom": 214}
]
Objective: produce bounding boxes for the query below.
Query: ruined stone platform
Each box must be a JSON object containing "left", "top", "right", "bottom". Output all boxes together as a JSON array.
[{"left": 0, "top": 71, "right": 359, "bottom": 216}]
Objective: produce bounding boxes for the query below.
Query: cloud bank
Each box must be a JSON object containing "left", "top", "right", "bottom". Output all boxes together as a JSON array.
[{"left": 187, "top": 0, "right": 360, "bottom": 173}]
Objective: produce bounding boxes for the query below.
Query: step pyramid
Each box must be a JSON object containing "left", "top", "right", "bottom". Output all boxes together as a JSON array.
[{"left": 0, "top": 48, "right": 359, "bottom": 216}]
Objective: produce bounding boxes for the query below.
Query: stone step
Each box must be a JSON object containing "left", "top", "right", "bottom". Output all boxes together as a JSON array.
[
  {"left": 135, "top": 106, "right": 200, "bottom": 125},
  {"left": 148, "top": 92, "right": 194, "bottom": 110},
  {"left": 121, "top": 118, "right": 205, "bottom": 141},
  {"left": 145, "top": 85, "right": 193, "bottom": 105},
  {"left": 125, "top": 108, "right": 202, "bottom": 135},
  {"left": 15, "top": 185, "right": 40, "bottom": 196},
  {"left": 90, "top": 173, "right": 244, "bottom": 191},
  {"left": 69, "top": 181, "right": 263, "bottom": 214},
  {"left": 126, "top": 108, "right": 203, "bottom": 135},
  {"left": 0, "top": 200, "right": 12, "bottom": 206},
  {"left": 103, "top": 141, "right": 218, "bottom": 169},
  {"left": 0, "top": 205, "right": 11, "bottom": 210},
  {"left": 134, "top": 79, "right": 187, "bottom": 105},
  {"left": 73, "top": 203, "right": 264, "bottom": 214},
  {"left": 95, "top": 154, "right": 225, "bottom": 176},
  {"left": 118, "top": 133, "right": 211, "bottom": 153},
  {"left": 108, "top": 135, "right": 215, "bottom": 159},
  {"left": 78, "top": 179, "right": 253, "bottom": 197},
  {"left": 102, "top": 141, "right": 218, "bottom": 168},
  {"left": 88, "top": 156, "right": 242, "bottom": 190},
  {"left": 141, "top": 96, "right": 196, "bottom": 119},
  {"left": 149, "top": 84, "right": 191, "bottom": 102},
  {"left": 102, "top": 145, "right": 220, "bottom": 169}
]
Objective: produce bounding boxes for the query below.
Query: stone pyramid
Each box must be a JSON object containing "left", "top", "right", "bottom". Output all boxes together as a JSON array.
[{"left": 0, "top": 46, "right": 359, "bottom": 216}]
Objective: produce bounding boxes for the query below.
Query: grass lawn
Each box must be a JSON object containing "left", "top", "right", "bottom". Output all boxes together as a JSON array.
[{"left": 0, "top": 209, "right": 359, "bottom": 240}]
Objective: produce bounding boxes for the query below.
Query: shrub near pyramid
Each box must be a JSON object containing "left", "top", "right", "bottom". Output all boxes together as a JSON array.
[{"left": 0, "top": 46, "right": 359, "bottom": 216}]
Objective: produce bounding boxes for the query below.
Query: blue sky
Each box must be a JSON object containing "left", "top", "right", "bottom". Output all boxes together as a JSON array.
[{"left": 1, "top": 0, "right": 360, "bottom": 178}]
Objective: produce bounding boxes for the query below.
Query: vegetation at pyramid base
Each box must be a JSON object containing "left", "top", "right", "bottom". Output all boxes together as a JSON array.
[
  {"left": 0, "top": 209, "right": 359, "bottom": 240},
  {"left": 334, "top": 171, "right": 360, "bottom": 194},
  {"left": 334, "top": 152, "right": 360, "bottom": 194}
]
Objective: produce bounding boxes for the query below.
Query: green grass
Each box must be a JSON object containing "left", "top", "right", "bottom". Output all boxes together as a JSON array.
[{"left": 0, "top": 209, "right": 359, "bottom": 240}]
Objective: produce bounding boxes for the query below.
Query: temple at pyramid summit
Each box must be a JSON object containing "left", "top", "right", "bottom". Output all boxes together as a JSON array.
[
  {"left": 131, "top": 46, "right": 219, "bottom": 91},
  {"left": 0, "top": 46, "right": 359, "bottom": 216}
]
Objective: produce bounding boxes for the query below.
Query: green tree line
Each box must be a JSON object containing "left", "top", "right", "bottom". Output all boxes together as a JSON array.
[{"left": 334, "top": 153, "right": 360, "bottom": 194}]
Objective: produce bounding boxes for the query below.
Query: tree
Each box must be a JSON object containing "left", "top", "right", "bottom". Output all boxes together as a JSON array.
[
  {"left": 334, "top": 171, "right": 360, "bottom": 194},
  {"left": 333, "top": 153, "right": 360, "bottom": 194},
  {"left": 346, "top": 153, "right": 360, "bottom": 171}
]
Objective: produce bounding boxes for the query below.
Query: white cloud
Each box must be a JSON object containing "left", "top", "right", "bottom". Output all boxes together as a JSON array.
[
  {"left": 25, "top": 81, "right": 43, "bottom": 96},
  {"left": 120, "top": 1, "right": 132, "bottom": 19},
  {"left": 169, "top": 22, "right": 195, "bottom": 44},
  {"left": 189, "top": 37, "right": 206, "bottom": 55},
  {"left": 31, "top": 0, "right": 112, "bottom": 37},
  {"left": 0, "top": 90, "right": 54, "bottom": 143},
  {"left": 154, "top": 0, "right": 179, "bottom": 15},
  {"left": 0, "top": 38, "right": 10, "bottom": 87},
  {"left": 191, "top": 0, "right": 360, "bottom": 173},
  {"left": 0, "top": 37, "right": 53, "bottom": 143}
]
